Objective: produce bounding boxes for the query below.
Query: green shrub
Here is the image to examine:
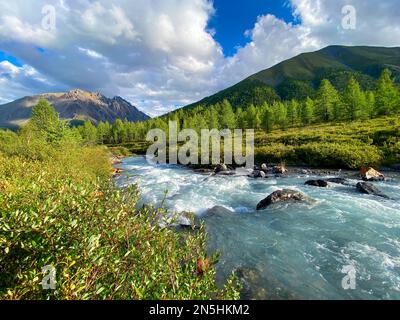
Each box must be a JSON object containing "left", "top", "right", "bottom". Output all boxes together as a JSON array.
[
  {"left": 0, "top": 150, "right": 240, "bottom": 300},
  {"left": 382, "top": 137, "right": 400, "bottom": 164},
  {"left": 255, "top": 144, "right": 296, "bottom": 164},
  {"left": 252, "top": 116, "right": 399, "bottom": 168},
  {"left": 295, "top": 143, "right": 383, "bottom": 169}
]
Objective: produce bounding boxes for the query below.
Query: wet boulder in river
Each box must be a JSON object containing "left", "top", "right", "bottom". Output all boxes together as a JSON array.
[
  {"left": 356, "top": 182, "right": 389, "bottom": 199},
  {"left": 273, "top": 165, "right": 287, "bottom": 174},
  {"left": 256, "top": 189, "right": 315, "bottom": 211},
  {"left": 249, "top": 170, "right": 266, "bottom": 179},
  {"left": 201, "top": 206, "right": 235, "bottom": 221},
  {"left": 325, "top": 178, "right": 348, "bottom": 185},
  {"left": 215, "top": 163, "right": 228, "bottom": 174},
  {"left": 206, "top": 205, "right": 234, "bottom": 215},
  {"left": 258, "top": 171, "right": 267, "bottom": 178},
  {"left": 305, "top": 180, "right": 329, "bottom": 188},
  {"left": 360, "top": 167, "right": 385, "bottom": 181}
]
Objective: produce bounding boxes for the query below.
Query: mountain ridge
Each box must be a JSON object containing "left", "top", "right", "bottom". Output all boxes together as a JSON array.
[
  {"left": 183, "top": 45, "right": 400, "bottom": 110},
  {"left": 0, "top": 89, "right": 150, "bottom": 129}
]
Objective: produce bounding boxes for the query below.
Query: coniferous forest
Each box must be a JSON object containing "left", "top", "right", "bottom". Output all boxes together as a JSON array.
[{"left": 75, "top": 69, "right": 400, "bottom": 169}]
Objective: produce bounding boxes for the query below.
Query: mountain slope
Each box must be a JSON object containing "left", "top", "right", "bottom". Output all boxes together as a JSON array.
[
  {"left": 0, "top": 89, "right": 150, "bottom": 128},
  {"left": 185, "top": 45, "right": 400, "bottom": 109}
]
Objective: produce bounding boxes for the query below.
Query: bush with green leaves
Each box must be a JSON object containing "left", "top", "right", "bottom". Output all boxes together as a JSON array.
[
  {"left": 294, "top": 143, "right": 383, "bottom": 169},
  {"left": 252, "top": 116, "right": 399, "bottom": 168},
  {"left": 0, "top": 155, "right": 240, "bottom": 300}
]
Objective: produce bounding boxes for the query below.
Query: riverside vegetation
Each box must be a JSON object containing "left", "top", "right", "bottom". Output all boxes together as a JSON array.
[
  {"left": 77, "top": 69, "right": 400, "bottom": 169},
  {"left": 0, "top": 100, "right": 241, "bottom": 300}
]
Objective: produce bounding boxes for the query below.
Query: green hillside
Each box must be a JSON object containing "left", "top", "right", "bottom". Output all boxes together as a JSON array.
[
  {"left": 186, "top": 46, "right": 400, "bottom": 110},
  {"left": 253, "top": 116, "right": 400, "bottom": 169}
]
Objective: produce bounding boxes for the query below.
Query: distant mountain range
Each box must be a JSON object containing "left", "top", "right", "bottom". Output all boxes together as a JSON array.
[
  {"left": 185, "top": 45, "right": 400, "bottom": 110},
  {"left": 0, "top": 89, "right": 150, "bottom": 129}
]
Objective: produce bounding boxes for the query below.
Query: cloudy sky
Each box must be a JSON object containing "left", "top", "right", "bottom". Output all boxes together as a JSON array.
[{"left": 0, "top": 0, "right": 400, "bottom": 116}]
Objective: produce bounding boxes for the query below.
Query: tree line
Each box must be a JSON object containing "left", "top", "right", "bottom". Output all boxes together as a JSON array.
[{"left": 78, "top": 69, "right": 400, "bottom": 145}]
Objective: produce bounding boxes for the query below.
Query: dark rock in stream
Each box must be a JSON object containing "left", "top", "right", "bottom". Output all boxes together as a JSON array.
[
  {"left": 215, "top": 163, "right": 228, "bottom": 173},
  {"left": 305, "top": 178, "right": 349, "bottom": 187},
  {"left": 325, "top": 178, "right": 348, "bottom": 185},
  {"left": 305, "top": 180, "right": 329, "bottom": 188},
  {"left": 217, "top": 171, "right": 236, "bottom": 176},
  {"left": 249, "top": 170, "right": 267, "bottom": 179},
  {"left": 194, "top": 168, "right": 214, "bottom": 174},
  {"left": 213, "top": 164, "right": 236, "bottom": 176},
  {"left": 256, "top": 189, "right": 315, "bottom": 211},
  {"left": 356, "top": 182, "right": 390, "bottom": 199}
]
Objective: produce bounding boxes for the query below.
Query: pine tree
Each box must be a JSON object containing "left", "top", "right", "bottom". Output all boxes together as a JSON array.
[
  {"left": 287, "top": 99, "right": 299, "bottom": 126},
  {"left": 315, "top": 79, "right": 339, "bottom": 122},
  {"left": 364, "top": 91, "right": 376, "bottom": 119},
  {"left": 261, "top": 102, "right": 274, "bottom": 133},
  {"left": 235, "top": 107, "right": 247, "bottom": 129},
  {"left": 273, "top": 101, "right": 287, "bottom": 130},
  {"left": 375, "top": 69, "right": 399, "bottom": 115},
  {"left": 112, "top": 119, "right": 125, "bottom": 144},
  {"left": 192, "top": 113, "right": 208, "bottom": 134},
  {"left": 219, "top": 99, "right": 236, "bottom": 129},
  {"left": 332, "top": 99, "right": 344, "bottom": 122},
  {"left": 246, "top": 104, "right": 261, "bottom": 129},
  {"left": 97, "top": 121, "right": 111, "bottom": 144},
  {"left": 343, "top": 77, "right": 365, "bottom": 121},
  {"left": 301, "top": 97, "right": 314, "bottom": 125},
  {"left": 208, "top": 106, "right": 220, "bottom": 129},
  {"left": 80, "top": 121, "right": 98, "bottom": 144}
]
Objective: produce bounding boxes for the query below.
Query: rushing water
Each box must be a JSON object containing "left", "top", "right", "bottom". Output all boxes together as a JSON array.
[{"left": 115, "top": 156, "right": 400, "bottom": 300}]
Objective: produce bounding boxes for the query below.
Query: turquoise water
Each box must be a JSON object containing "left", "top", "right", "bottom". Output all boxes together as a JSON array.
[{"left": 116, "top": 156, "right": 400, "bottom": 300}]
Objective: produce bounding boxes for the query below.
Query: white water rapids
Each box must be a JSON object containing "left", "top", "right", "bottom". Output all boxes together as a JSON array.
[{"left": 115, "top": 156, "right": 400, "bottom": 300}]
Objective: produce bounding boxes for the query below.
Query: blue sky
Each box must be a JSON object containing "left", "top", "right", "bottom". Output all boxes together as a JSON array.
[
  {"left": 209, "top": 0, "right": 294, "bottom": 56},
  {"left": 0, "top": 51, "right": 22, "bottom": 67},
  {"left": 1, "top": 0, "right": 400, "bottom": 115}
]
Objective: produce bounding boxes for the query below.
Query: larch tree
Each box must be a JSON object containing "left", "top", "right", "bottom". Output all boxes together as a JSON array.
[
  {"left": 287, "top": 99, "right": 299, "bottom": 127},
  {"left": 343, "top": 77, "right": 366, "bottom": 121},
  {"left": 301, "top": 97, "right": 314, "bottom": 125},
  {"left": 315, "top": 79, "right": 340, "bottom": 122},
  {"left": 375, "top": 69, "right": 399, "bottom": 115},
  {"left": 219, "top": 99, "right": 236, "bottom": 129},
  {"left": 261, "top": 102, "right": 274, "bottom": 133},
  {"left": 273, "top": 101, "right": 288, "bottom": 130}
]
